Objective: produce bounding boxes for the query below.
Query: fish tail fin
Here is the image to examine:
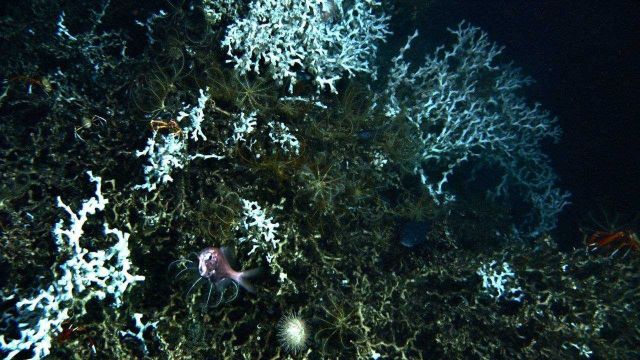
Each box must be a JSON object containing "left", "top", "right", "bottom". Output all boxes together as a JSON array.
[{"left": 237, "top": 267, "right": 262, "bottom": 294}]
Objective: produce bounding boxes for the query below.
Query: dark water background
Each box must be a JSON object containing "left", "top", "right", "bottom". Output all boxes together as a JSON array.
[{"left": 391, "top": 0, "right": 640, "bottom": 246}]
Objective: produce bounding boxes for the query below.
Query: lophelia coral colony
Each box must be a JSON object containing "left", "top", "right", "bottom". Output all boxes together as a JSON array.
[{"left": 0, "top": 1, "right": 637, "bottom": 359}]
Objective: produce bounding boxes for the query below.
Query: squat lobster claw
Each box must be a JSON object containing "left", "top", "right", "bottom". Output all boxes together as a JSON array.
[{"left": 585, "top": 230, "right": 639, "bottom": 257}]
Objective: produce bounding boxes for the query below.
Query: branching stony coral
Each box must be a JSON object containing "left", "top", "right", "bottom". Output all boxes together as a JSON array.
[
  {"left": 237, "top": 199, "right": 280, "bottom": 261},
  {"left": 202, "top": 0, "right": 239, "bottom": 25},
  {"left": 222, "top": 0, "right": 390, "bottom": 93},
  {"left": 268, "top": 121, "right": 300, "bottom": 155},
  {"left": 1, "top": 0, "right": 635, "bottom": 357},
  {"left": 0, "top": 172, "right": 144, "bottom": 359},
  {"left": 133, "top": 88, "right": 224, "bottom": 192},
  {"left": 383, "top": 22, "right": 570, "bottom": 237}
]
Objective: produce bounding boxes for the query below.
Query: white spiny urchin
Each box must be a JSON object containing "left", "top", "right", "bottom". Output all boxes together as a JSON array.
[{"left": 277, "top": 311, "right": 309, "bottom": 353}]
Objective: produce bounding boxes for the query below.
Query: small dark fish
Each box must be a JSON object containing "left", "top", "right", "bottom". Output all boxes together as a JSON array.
[
  {"left": 356, "top": 129, "right": 378, "bottom": 141},
  {"left": 399, "top": 220, "right": 431, "bottom": 248}
]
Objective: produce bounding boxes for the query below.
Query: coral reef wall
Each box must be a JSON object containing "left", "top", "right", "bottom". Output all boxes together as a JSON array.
[{"left": 0, "top": 1, "right": 637, "bottom": 359}]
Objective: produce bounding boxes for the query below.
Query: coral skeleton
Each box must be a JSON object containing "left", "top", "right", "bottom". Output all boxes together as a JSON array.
[
  {"left": 477, "top": 261, "right": 524, "bottom": 302},
  {"left": 268, "top": 121, "right": 300, "bottom": 155},
  {"left": 134, "top": 88, "right": 224, "bottom": 192},
  {"left": 383, "top": 22, "right": 570, "bottom": 236},
  {"left": 222, "top": 0, "right": 390, "bottom": 93},
  {"left": 119, "top": 313, "right": 158, "bottom": 355},
  {"left": 0, "top": 172, "right": 144, "bottom": 359},
  {"left": 177, "top": 88, "right": 211, "bottom": 142},
  {"left": 230, "top": 111, "right": 258, "bottom": 146},
  {"left": 237, "top": 199, "right": 280, "bottom": 264},
  {"left": 133, "top": 132, "right": 187, "bottom": 191}
]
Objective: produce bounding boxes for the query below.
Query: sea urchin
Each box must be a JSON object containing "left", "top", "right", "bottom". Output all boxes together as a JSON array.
[{"left": 277, "top": 311, "right": 309, "bottom": 353}]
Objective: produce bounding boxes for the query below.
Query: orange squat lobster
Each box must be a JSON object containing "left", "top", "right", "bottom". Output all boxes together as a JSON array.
[
  {"left": 56, "top": 320, "right": 97, "bottom": 355},
  {"left": 585, "top": 230, "right": 639, "bottom": 257},
  {"left": 150, "top": 119, "right": 182, "bottom": 136}
]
